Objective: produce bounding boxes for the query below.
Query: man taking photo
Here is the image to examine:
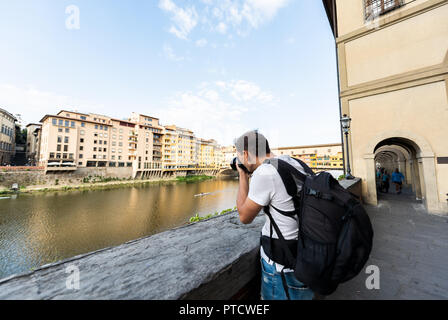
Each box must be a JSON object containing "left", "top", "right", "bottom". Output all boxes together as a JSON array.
[{"left": 234, "top": 130, "right": 314, "bottom": 300}]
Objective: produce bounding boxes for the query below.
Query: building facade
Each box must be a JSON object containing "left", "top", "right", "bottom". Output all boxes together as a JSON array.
[
  {"left": 25, "top": 123, "right": 42, "bottom": 166},
  {"left": 38, "top": 110, "right": 224, "bottom": 177},
  {"left": 272, "top": 143, "right": 343, "bottom": 170},
  {"left": 323, "top": 0, "right": 448, "bottom": 214},
  {"left": 0, "top": 108, "right": 17, "bottom": 165}
]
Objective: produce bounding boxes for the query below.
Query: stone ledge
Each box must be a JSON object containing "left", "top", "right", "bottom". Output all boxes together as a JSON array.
[{"left": 0, "top": 211, "right": 265, "bottom": 300}]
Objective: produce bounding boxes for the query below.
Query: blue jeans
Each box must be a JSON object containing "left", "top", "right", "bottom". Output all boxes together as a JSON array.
[{"left": 260, "top": 258, "right": 314, "bottom": 300}]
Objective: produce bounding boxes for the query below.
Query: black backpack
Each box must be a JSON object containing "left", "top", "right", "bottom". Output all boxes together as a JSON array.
[{"left": 261, "top": 157, "right": 374, "bottom": 297}]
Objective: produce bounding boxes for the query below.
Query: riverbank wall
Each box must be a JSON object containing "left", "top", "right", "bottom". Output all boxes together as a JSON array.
[
  {"left": 0, "top": 178, "right": 362, "bottom": 299},
  {"left": 0, "top": 167, "right": 223, "bottom": 191}
]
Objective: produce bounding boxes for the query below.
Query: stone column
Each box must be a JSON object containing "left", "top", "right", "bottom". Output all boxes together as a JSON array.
[
  {"left": 363, "top": 154, "right": 378, "bottom": 206},
  {"left": 420, "top": 155, "right": 440, "bottom": 214}
]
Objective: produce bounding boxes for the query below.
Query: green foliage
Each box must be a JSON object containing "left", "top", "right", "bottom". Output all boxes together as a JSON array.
[
  {"left": 189, "top": 207, "right": 236, "bottom": 223},
  {"left": 55, "top": 179, "right": 59, "bottom": 185},
  {"left": 338, "top": 175, "right": 345, "bottom": 181},
  {"left": 176, "top": 175, "right": 214, "bottom": 183}
]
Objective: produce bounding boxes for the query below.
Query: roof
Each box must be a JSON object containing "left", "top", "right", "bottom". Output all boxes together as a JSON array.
[
  {"left": 137, "top": 113, "right": 160, "bottom": 120},
  {"left": 273, "top": 143, "right": 342, "bottom": 151},
  {"left": 0, "top": 107, "right": 17, "bottom": 121},
  {"left": 57, "top": 110, "right": 89, "bottom": 116},
  {"left": 39, "top": 114, "right": 112, "bottom": 126},
  {"left": 322, "top": 0, "right": 337, "bottom": 37},
  {"left": 26, "top": 123, "right": 42, "bottom": 128}
]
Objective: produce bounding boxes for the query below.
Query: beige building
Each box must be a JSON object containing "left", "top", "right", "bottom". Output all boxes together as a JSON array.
[
  {"left": 39, "top": 110, "right": 224, "bottom": 176},
  {"left": 25, "top": 123, "right": 42, "bottom": 166},
  {"left": 0, "top": 107, "right": 17, "bottom": 165},
  {"left": 323, "top": 0, "right": 448, "bottom": 214},
  {"left": 272, "top": 143, "right": 343, "bottom": 170},
  {"left": 221, "top": 145, "right": 237, "bottom": 168}
]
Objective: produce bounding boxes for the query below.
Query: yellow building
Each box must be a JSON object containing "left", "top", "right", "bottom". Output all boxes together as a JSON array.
[
  {"left": 0, "top": 108, "right": 17, "bottom": 165},
  {"left": 323, "top": 0, "right": 448, "bottom": 214},
  {"left": 272, "top": 143, "right": 343, "bottom": 170}
]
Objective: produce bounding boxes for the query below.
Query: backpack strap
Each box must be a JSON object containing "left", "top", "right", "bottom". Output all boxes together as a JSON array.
[
  {"left": 291, "top": 157, "right": 315, "bottom": 176},
  {"left": 263, "top": 205, "right": 296, "bottom": 270},
  {"left": 263, "top": 205, "right": 295, "bottom": 300},
  {"left": 263, "top": 158, "right": 308, "bottom": 198}
]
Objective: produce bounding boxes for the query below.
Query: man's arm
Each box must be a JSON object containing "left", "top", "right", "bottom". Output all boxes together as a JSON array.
[{"left": 236, "top": 169, "right": 263, "bottom": 225}]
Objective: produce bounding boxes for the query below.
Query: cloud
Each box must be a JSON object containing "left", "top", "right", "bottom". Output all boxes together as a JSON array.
[
  {"left": 157, "top": 80, "right": 275, "bottom": 145},
  {"left": 195, "top": 38, "right": 208, "bottom": 47},
  {"left": 163, "top": 44, "right": 185, "bottom": 61},
  {"left": 159, "top": 0, "right": 198, "bottom": 40},
  {"left": 159, "top": 0, "right": 290, "bottom": 40},
  {"left": 0, "top": 84, "right": 106, "bottom": 126},
  {"left": 216, "top": 22, "right": 228, "bottom": 34}
]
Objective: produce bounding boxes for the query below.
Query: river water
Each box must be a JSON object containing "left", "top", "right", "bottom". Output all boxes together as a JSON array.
[{"left": 0, "top": 177, "right": 239, "bottom": 279}]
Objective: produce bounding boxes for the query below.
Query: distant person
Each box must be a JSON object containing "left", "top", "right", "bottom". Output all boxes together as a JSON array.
[
  {"left": 381, "top": 170, "right": 390, "bottom": 193},
  {"left": 234, "top": 130, "right": 314, "bottom": 300},
  {"left": 391, "top": 169, "right": 405, "bottom": 194},
  {"left": 376, "top": 168, "right": 382, "bottom": 192}
]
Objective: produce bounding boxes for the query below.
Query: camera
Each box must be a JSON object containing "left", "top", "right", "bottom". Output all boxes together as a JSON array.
[{"left": 230, "top": 157, "right": 250, "bottom": 174}]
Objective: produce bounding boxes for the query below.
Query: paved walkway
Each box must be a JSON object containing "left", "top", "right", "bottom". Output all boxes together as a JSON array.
[{"left": 328, "top": 187, "right": 448, "bottom": 299}]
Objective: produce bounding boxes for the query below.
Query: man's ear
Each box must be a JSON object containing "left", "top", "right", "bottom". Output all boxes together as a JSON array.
[{"left": 243, "top": 150, "right": 249, "bottom": 163}]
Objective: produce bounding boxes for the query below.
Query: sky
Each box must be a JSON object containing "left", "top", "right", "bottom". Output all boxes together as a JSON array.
[{"left": 0, "top": 0, "right": 340, "bottom": 148}]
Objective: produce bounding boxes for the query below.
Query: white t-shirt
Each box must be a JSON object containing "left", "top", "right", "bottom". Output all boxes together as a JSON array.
[{"left": 248, "top": 155, "right": 306, "bottom": 272}]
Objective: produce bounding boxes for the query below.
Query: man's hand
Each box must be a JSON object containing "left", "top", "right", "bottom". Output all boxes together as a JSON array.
[{"left": 236, "top": 166, "right": 262, "bottom": 224}]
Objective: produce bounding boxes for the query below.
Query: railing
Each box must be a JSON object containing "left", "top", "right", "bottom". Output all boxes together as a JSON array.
[{"left": 0, "top": 178, "right": 362, "bottom": 299}]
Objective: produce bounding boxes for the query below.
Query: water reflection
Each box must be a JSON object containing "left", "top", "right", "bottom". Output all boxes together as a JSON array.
[{"left": 0, "top": 177, "right": 239, "bottom": 279}]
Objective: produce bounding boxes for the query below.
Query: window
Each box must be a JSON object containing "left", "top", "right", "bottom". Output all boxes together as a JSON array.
[
  {"left": 81, "top": 122, "right": 85, "bottom": 127},
  {"left": 71, "top": 121, "right": 75, "bottom": 128},
  {"left": 64, "top": 145, "right": 68, "bottom": 152},
  {"left": 80, "top": 146, "right": 84, "bottom": 151},
  {"left": 64, "top": 137, "right": 69, "bottom": 144},
  {"left": 59, "top": 119, "right": 63, "bottom": 126},
  {"left": 50, "top": 153, "right": 55, "bottom": 159},
  {"left": 52, "top": 119, "right": 57, "bottom": 125},
  {"left": 80, "top": 116, "right": 86, "bottom": 120},
  {"left": 65, "top": 128, "right": 70, "bottom": 133},
  {"left": 57, "top": 136, "right": 62, "bottom": 143},
  {"left": 65, "top": 120, "right": 69, "bottom": 127},
  {"left": 80, "top": 138, "right": 84, "bottom": 143},
  {"left": 58, "top": 128, "right": 63, "bottom": 133},
  {"left": 364, "top": 0, "right": 402, "bottom": 20}
]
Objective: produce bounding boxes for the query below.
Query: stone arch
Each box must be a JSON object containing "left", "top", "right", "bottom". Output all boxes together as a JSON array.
[
  {"left": 363, "top": 130, "right": 439, "bottom": 213},
  {"left": 364, "top": 130, "right": 434, "bottom": 157}
]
